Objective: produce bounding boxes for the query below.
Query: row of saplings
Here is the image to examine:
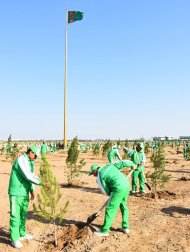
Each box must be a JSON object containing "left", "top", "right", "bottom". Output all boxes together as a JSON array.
[{"left": 31, "top": 137, "right": 171, "bottom": 247}]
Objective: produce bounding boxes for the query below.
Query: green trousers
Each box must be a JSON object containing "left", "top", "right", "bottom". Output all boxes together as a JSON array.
[
  {"left": 100, "top": 187, "right": 130, "bottom": 233},
  {"left": 9, "top": 195, "right": 29, "bottom": 241},
  {"left": 132, "top": 166, "right": 145, "bottom": 192},
  {"left": 184, "top": 151, "right": 187, "bottom": 160}
]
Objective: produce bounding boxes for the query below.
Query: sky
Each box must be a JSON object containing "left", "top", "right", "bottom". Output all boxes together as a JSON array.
[{"left": 0, "top": 0, "right": 190, "bottom": 140}]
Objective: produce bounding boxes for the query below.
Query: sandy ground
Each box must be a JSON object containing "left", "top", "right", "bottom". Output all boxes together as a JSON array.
[{"left": 0, "top": 146, "right": 190, "bottom": 252}]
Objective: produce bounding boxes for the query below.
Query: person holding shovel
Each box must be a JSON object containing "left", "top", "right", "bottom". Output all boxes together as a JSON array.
[
  {"left": 89, "top": 160, "right": 136, "bottom": 237},
  {"left": 124, "top": 142, "right": 146, "bottom": 195},
  {"left": 8, "top": 146, "right": 43, "bottom": 249}
]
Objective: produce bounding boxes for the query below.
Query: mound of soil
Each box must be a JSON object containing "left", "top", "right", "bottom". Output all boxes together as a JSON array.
[
  {"left": 41, "top": 223, "right": 92, "bottom": 252},
  {"left": 144, "top": 190, "right": 177, "bottom": 199}
]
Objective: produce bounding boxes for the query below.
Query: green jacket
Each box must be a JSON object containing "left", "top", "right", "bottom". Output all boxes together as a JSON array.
[
  {"left": 127, "top": 149, "right": 146, "bottom": 166},
  {"left": 8, "top": 153, "right": 41, "bottom": 196},
  {"left": 107, "top": 147, "right": 122, "bottom": 162},
  {"left": 41, "top": 143, "right": 47, "bottom": 154},
  {"left": 97, "top": 160, "right": 134, "bottom": 195}
]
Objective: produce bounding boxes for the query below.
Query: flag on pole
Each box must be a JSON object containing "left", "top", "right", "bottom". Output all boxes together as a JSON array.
[{"left": 68, "top": 11, "right": 84, "bottom": 24}]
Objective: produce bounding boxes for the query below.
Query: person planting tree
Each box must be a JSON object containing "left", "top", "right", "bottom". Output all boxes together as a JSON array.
[
  {"left": 8, "top": 146, "right": 46, "bottom": 249},
  {"left": 89, "top": 160, "right": 136, "bottom": 237},
  {"left": 124, "top": 143, "right": 146, "bottom": 195}
]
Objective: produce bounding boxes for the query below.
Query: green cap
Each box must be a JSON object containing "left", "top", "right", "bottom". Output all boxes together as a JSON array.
[
  {"left": 29, "top": 145, "right": 41, "bottom": 158},
  {"left": 137, "top": 143, "right": 144, "bottom": 149},
  {"left": 89, "top": 164, "right": 100, "bottom": 175}
]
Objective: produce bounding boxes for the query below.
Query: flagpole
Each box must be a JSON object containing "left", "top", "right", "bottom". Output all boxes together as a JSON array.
[{"left": 64, "top": 10, "right": 68, "bottom": 150}]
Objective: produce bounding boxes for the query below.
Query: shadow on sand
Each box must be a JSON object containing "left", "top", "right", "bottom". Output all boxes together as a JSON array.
[
  {"left": 164, "top": 169, "right": 190, "bottom": 174},
  {"left": 0, "top": 227, "right": 10, "bottom": 245},
  {"left": 60, "top": 184, "right": 102, "bottom": 194},
  {"left": 161, "top": 206, "right": 190, "bottom": 217}
]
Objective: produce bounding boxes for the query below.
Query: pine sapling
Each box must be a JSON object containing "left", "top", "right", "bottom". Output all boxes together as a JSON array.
[
  {"left": 147, "top": 144, "right": 170, "bottom": 196},
  {"left": 6, "top": 143, "right": 22, "bottom": 163},
  {"left": 66, "top": 137, "right": 86, "bottom": 185},
  {"left": 102, "top": 140, "right": 112, "bottom": 157},
  {"left": 92, "top": 143, "right": 100, "bottom": 156},
  {"left": 33, "top": 155, "right": 69, "bottom": 247}
]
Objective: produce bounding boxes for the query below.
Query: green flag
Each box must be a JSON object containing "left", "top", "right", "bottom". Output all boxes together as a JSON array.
[{"left": 68, "top": 11, "right": 84, "bottom": 24}]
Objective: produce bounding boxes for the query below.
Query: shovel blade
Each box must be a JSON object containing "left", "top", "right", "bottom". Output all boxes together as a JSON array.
[
  {"left": 145, "top": 182, "right": 151, "bottom": 191},
  {"left": 86, "top": 213, "right": 98, "bottom": 225}
]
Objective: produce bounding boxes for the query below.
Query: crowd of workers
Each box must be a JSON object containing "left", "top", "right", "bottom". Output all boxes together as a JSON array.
[{"left": 0, "top": 139, "right": 189, "bottom": 247}]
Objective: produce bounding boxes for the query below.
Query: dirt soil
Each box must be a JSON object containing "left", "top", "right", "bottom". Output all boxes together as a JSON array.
[{"left": 0, "top": 145, "right": 190, "bottom": 252}]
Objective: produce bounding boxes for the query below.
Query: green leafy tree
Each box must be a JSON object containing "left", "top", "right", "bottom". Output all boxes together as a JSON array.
[
  {"left": 66, "top": 137, "right": 86, "bottom": 185},
  {"left": 33, "top": 155, "right": 68, "bottom": 247},
  {"left": 102, "top": 140, "right": 112, "bottom": 157},
  {"left": 147, "top": 143, "right": 170, "bottom": 196}
]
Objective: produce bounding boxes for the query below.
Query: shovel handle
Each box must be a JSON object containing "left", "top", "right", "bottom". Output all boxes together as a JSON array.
[
  {"left": 96, "top": 199, "right": 109, "bottom": 216},
  {"left": 127, "top": 169, "right": 134, "bottom": 179}
]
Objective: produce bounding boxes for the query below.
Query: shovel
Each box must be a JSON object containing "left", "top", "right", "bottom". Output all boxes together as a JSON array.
[
  {"left": 86, "top": 169, "right": 134, "bottom": 225},
  {"left": 86, "top": 199, "right": 109, "bottom": 225},
  {"left": 142, "top": 171, "right": 151, "bottom": 191}
]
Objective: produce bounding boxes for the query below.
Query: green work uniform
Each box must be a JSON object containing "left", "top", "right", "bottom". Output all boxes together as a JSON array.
[
  {"left": 184, "top": 144, "right": 188, "bottom": 160},
  {"left": 50, "top": 143, "right": 55, "bottom": 152},
  {"left": 97, "top": 160, "right": 134, "bottom": 233},
  {"left": 41, "top": 143, "right": 47, "bottom": 155},
  {"left": 127, "top": 149, "right": 146, "bottom": 192},
  {"left": 8, "top": 153, "right": 41, "bottom": 242},
  {"left": 107, "top": 147, "right": 122, "bottom": 163}
]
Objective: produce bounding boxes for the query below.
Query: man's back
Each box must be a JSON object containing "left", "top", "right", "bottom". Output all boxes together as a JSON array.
[{"left": 99, "top": 163, "right": 129, "bottom": 192}]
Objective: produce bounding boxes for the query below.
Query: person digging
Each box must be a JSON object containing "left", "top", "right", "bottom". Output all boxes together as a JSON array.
[{"left": 89, "top": 160, "right": 135, "bottom": 237}]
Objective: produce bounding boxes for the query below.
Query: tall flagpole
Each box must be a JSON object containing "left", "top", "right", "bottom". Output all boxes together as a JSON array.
[{"left": 64, "top": 10, "right": 68, "bottom": 150}]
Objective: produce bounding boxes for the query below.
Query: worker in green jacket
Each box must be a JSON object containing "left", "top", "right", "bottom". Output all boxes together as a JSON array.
[
  {"left": 124, "top": 143, "right": 146, "bottom": 194},
  {"left": 107, "top": 145, "right": 122, "bottom": 163},
  {"left": 183, "top": 143, "right": 189, "bottom": 160},
  {"left": 89, "top": 160, "right": 135, "bottom": 237},
  {"left": 8, "top": 146, "right": 42, "bottom": 249},
  {"left": 41, "top": 141, "right": 48, "bottom": 155}
]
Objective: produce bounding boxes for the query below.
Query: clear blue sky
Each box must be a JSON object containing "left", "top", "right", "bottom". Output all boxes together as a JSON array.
[{"left": 0, "top": 0, "right": 190, "bottom": 140}]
